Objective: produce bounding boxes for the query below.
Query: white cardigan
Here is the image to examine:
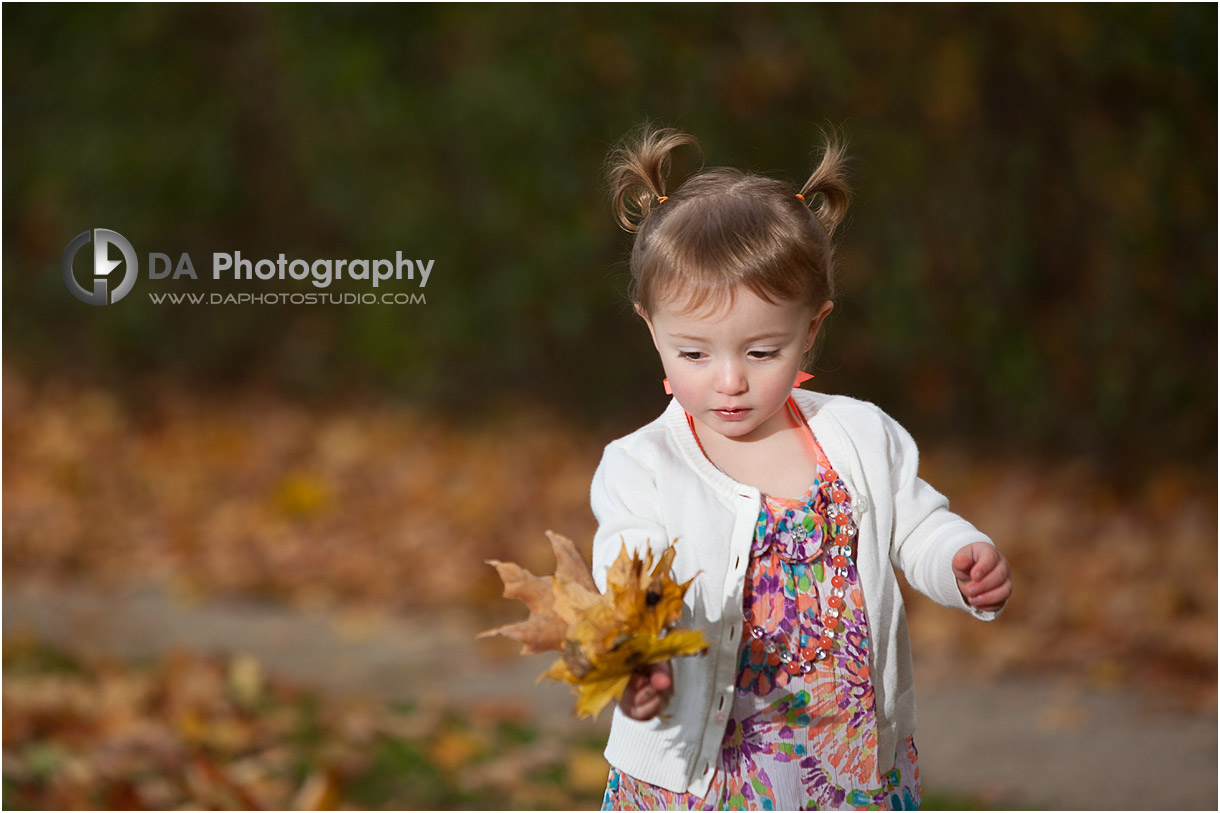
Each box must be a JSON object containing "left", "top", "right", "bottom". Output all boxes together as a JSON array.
[{"left": 590, "top": 389, "right": 998, "bottom": 798}]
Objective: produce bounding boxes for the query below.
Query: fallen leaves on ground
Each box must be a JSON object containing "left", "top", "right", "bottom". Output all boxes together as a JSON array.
[
  {"left": 1, "top": 640, "right": 609, "bottom": 811},
  {"left": 482, "top": 532, "right": 708, "bottom": 718},
  {"left": 2, "top": 367, "right": 1215, "bottom": 704}
]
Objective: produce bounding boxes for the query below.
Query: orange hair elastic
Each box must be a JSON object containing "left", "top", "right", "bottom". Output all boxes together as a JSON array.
[
  {"left": 795, "top": 193, "right": 806, "bottom": 201},
  {"left": 657, "top": 196, "right": 669, "bottom": 204}
]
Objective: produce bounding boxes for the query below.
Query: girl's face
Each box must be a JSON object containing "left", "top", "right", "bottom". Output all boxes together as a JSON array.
[{"left": 641, "top": 290, "right": 833, "bottom": 444}]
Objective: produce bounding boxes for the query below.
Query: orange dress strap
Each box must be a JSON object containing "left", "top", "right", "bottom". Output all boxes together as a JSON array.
[{"left": 683, "top": 395, "right": 819, "bottom": 472}]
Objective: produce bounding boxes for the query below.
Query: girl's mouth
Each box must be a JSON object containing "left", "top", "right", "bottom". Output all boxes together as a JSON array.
[{"left": 713, "top": 408, "right": 751, "bottom": 420}]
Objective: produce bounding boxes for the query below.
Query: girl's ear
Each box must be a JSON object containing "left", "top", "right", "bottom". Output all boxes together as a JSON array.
[
  {"left": 635, "top": 303, "right": 661, "bottom": 350},
  {"left": 805, "top": 301, "right": 835, "bottom": 349}
]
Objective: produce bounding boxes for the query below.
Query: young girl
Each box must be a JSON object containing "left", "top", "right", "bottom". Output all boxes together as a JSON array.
[{"left": 591, "top": 127, "right": 1012, "bottom": 811}]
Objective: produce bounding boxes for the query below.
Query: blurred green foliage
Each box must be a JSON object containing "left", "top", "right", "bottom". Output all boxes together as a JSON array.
[{"left": 4, "top": 4, "right": 1215, "bottom": 466}]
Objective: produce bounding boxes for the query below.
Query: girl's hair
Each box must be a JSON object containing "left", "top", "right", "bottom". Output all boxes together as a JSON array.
[{"left": 606, "top": 126, "right": 850, "bottom": 318}]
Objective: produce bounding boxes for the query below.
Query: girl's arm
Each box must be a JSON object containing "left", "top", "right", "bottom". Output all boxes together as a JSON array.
[
  {"left": 881, "top": 411, "right": 1009, "bottom": 618},
  {"left": 589, "top": 441, "right": 678, "bottom": 721},
  {"left": 589, "top": 441, "right": 671, "bottom": 591}
]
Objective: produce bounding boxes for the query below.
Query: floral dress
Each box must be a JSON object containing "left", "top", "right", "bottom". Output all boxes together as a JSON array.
[{"left": 602, "top": 413, "right": 920, "bottom": 811}]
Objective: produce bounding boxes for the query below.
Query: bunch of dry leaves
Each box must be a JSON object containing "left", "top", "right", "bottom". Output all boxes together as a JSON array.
[{"left": 481, "top": 532, "right": 707, "bottom": 718}]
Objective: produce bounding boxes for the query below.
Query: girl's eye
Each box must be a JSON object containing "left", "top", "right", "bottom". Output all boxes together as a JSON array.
[
  {"left": 678, "top": 351, "right": 705, "bottom": 361},
  {"left": 749, "top": 350, "right": 780, "bottom": 360}
]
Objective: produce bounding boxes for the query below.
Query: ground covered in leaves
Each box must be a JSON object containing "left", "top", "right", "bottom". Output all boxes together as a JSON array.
[
  {"left": 3, "top": 368, "right": 1216, "bottom": 809},
  {"left": 2, "top": 641, "right": 610, "bottom": 810},
  {"left": 3, "top": 641, "right": 1008, "bottom": 811}
]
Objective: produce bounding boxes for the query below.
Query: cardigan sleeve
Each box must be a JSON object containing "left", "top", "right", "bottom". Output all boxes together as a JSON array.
[
  {"left": 589, "top": 441, "right": 672, "bottom": 593},
  {"left": 880, "top": 408, "right": 1001, "bottom": 621}
]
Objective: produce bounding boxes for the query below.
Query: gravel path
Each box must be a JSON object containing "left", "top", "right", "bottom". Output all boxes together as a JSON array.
[{"left": 4, "top": 580, "right": 1215, "bottom": 810}]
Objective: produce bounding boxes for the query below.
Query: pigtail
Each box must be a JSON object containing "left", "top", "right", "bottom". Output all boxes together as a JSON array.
[
  {"left": 798, "top": 135, "right": 852, "bottom": 236},
  {"left": 606, "top": 126, "right": 698, "bottom": 232}
]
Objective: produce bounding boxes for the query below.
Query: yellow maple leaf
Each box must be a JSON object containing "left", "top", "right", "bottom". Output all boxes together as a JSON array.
[{"left": 480, "top": 531, "right": 707, "bottom": 719}]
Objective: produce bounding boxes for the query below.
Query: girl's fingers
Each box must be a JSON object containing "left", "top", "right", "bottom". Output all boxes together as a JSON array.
[
  {"left": 968, "top": 564, "right": 1009, "bottom": 593},
  {"left": 627, "top": 690, "right": 664, "bottom": 720},
  {"left": 951, "top": 551, "right": 974, "bottom": 578},
  {"left": 968, "top": 546, "right": 1001, "bottom": 581},
  {"left": 968, "top": 582, "right": 1012, "bottom": 610},
  {"left": 955, "top": 543, "right": 1003, "bottom": 581},
  {"left": 622, "top": 665, "right": 674, "bottom": 720},
  {"left": 954, "top": 544, "right": 1012, "bottom": 610},
  {"left": 640, "top": 698, "right": 661, "bottom": 719},
  {"left": 650, "top": 662, "right": 674, "bottom": 692}
]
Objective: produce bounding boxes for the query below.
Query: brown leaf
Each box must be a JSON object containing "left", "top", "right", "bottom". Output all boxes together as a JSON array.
[
  {"left": 547, "top": 530, "right": 601, "bottom": 625},
  {"left": 481, "top": 533, "right": 707, "bottom": 720},
  {"left": 477, "top": 561, "right": 565, "bottom": 655},
  {"left": 547, "top": 530, "right": 597, "bottom": 597}
]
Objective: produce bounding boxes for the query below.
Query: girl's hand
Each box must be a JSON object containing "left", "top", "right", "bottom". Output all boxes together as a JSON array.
[
  {"left": 952, "top": 542, "right": 1012, "bottom": 613},
  {"left": 619, "top": 661, "right": 673, "bottom": 721}
]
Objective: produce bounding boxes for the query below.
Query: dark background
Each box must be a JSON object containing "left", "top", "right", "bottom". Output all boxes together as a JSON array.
[{"left": 5, "top": 3, "right": 1215, "bottom": 468}]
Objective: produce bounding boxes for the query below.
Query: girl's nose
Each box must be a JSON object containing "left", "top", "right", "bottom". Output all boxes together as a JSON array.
[{"left": 714, "top": 360, "right": 748, "bottom": 395}]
